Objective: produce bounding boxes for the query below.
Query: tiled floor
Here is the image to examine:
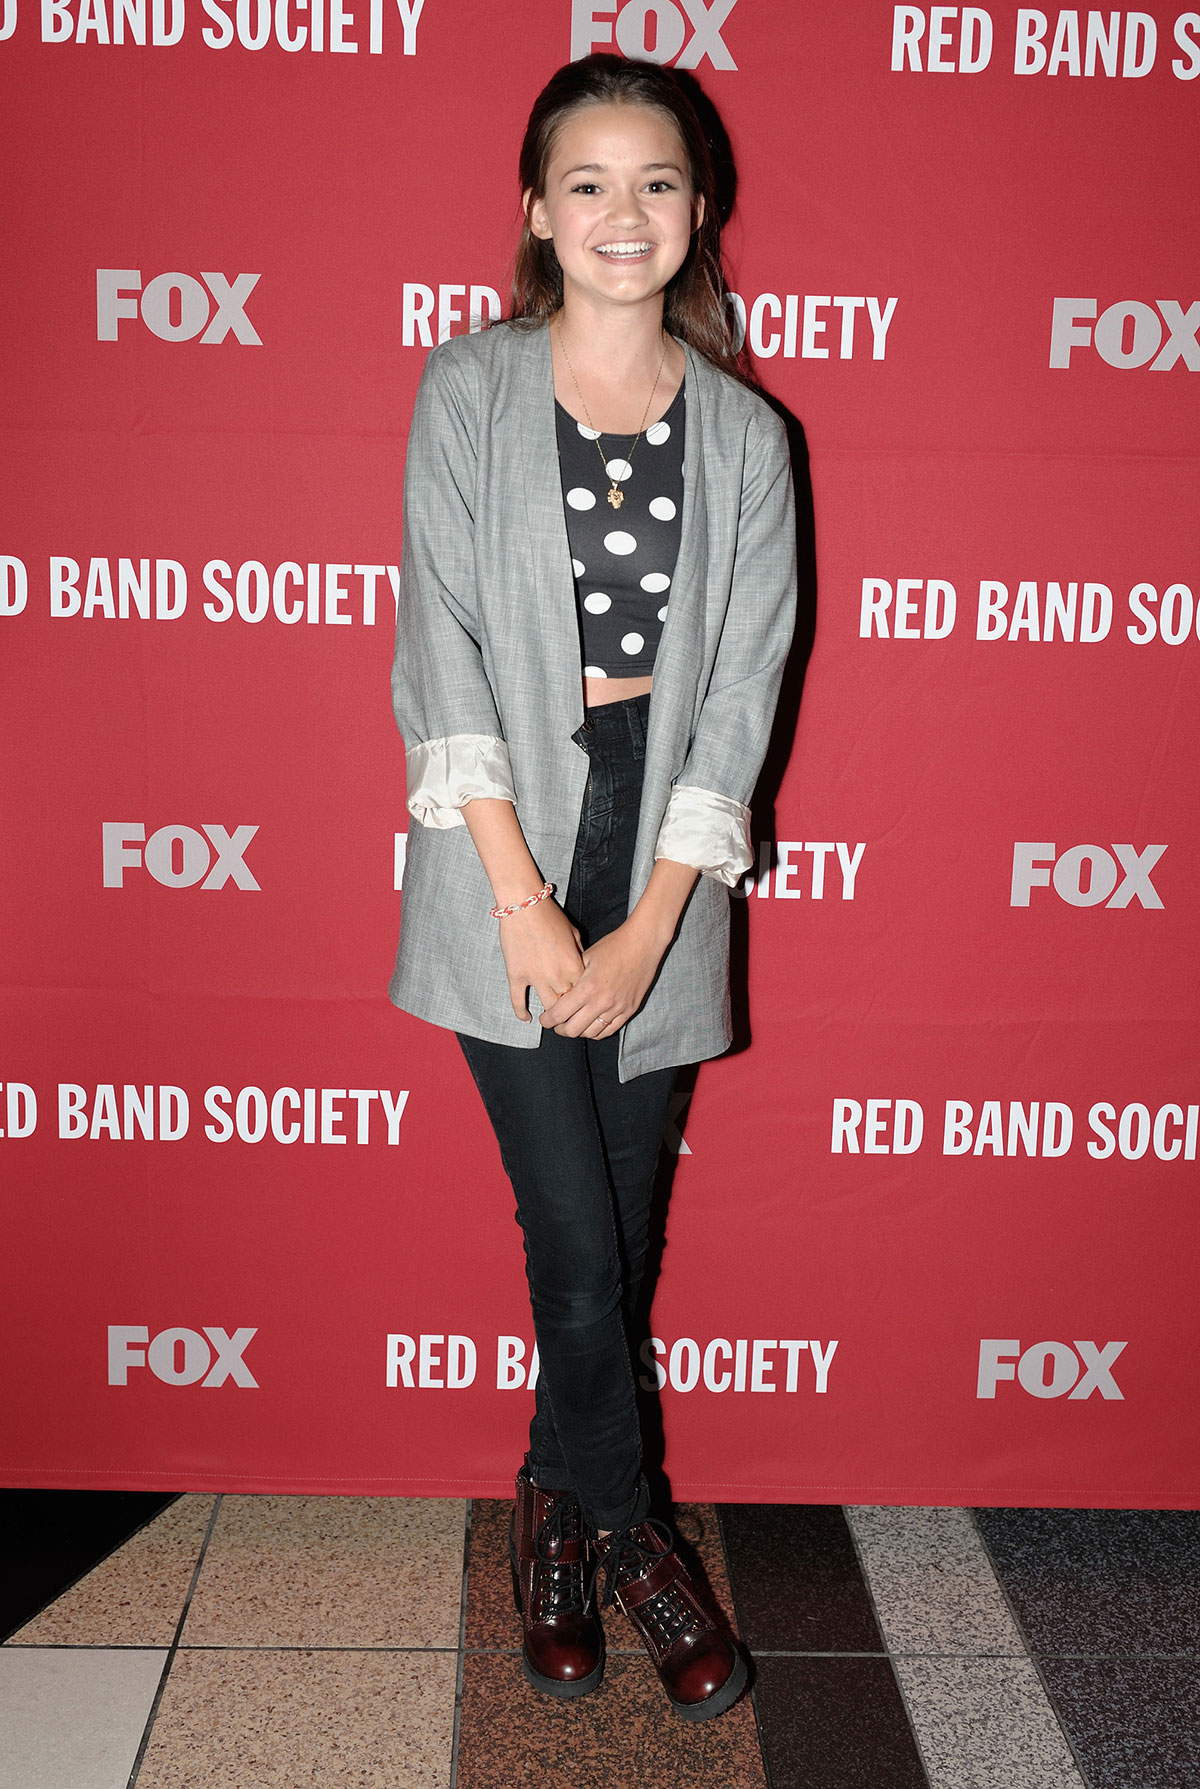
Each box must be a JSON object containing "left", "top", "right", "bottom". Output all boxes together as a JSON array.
[{"left": 2, "top": 1490, "right": 1197, "bottom": 1788}]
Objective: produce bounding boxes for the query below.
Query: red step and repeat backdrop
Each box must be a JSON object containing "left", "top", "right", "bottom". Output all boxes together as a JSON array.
[{"left": 2, "top": 1, "right": 1197, "bottom": 1506}]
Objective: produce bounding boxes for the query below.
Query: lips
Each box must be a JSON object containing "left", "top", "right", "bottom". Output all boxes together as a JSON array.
[{"left": 594, "top": 242, "right": 654, "bottom": 260}]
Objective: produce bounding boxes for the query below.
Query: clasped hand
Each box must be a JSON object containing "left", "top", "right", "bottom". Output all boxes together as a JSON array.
[{"left": 499, "top": 899, "right": 663, "bottom": 1040}]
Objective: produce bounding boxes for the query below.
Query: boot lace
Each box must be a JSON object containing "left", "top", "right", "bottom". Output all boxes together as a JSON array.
[
  {"left": 588, "top": 1515, "right": 692, "bottom": 1649},
  {"left": 532, "top": 1492, "right": 587, "bottom": 1618}
]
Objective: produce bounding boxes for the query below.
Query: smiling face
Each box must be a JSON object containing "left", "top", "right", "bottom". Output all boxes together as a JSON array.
[{"left": 525, "top": 101, "right": 704, "bottom": 322}]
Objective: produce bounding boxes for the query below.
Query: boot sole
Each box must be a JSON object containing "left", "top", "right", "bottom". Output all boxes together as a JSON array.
[
  {"left": 521, "top": 1650, "right": 606, "bottom": 1698},
  {"left": 667, "top": 1645, "right": 749, "bottom": 1722}
]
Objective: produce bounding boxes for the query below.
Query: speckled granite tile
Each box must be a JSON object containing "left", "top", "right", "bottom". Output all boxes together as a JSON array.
[
  {"left": 719, "top": 1503, "right": 884, "bottom": 1654},
  {"left": 753, "top": 1654, "right": 928, "bottom": 1789},
  {"left": 846, "top": 1507, "right": 1022, "bottom": 1657},
  {"left": 462, "top": 1498, "right": 522, "bottom": 1650},
  {"left": 975, "top": 1507, "right": 1200, "bottom": 1658},
  {"left": 135, "top": 1648, "right": 456, "bottom": 1789},
  {"left": 181, "top": 1495, "right": 465, "bottom": 1650},
  {"left": 465, "top": 1498, "right": 738, "bottom": 1652},
  {"left": 455, "top": 1649, "right": 764, "bottom": 1789},
  {"left": 7, "top": 1495, "right": 215, "bottom": 1648},
  {"left": 0, "top": 1645, "right": 165, "bottom": 1789},
  {"left": 894, "top": 1656, "right": 1084, "bottom": 1789},
  {"left": 1037, "top": 1656, "right": 1200, "bottom": 1789}
]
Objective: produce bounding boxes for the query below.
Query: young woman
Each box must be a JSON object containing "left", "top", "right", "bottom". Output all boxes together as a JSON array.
[{"left": 389, "top": 54, "right": 796, "bottom": 1722}]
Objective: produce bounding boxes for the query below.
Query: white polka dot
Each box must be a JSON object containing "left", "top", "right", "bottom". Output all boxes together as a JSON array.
[
  {"left": 640, "top": 572, "right": 670, "bottom": 594},
  {"left": 566, "top": 487, "right": 596, "bottom": 511},
  {"left": 583, "top": 592, "right": 612, "bottom": 614},
  {"left": 583, "top": 665, "right": 607, "bottom": 678},
  {"left": 603, "top": 530, "right": 637, "bottom": 555},
  {"left": 621, "top": 632, "right": 645, "bottom": 656},
  {"left": 577, "top": 422, "right": 602, "bottom": 441},
  {"left": 605, "top": 457, "right": 633, "bottom": 483},
  {"left": 646, "top": 420, "right": 671, "bottom": 445},
  {"left": 572, "top": 558, "right": 585, "bottom": 577},
  {"left": 657, "top": 605, "right": 669, "bottom": 622},
  {"left": 649, "top": 496, "right": 676, "bottom": 521}
]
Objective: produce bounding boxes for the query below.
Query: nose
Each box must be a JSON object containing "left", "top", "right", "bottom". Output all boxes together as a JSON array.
[{"left": 606, "top": 183, "right": 648, "bottom": 228}]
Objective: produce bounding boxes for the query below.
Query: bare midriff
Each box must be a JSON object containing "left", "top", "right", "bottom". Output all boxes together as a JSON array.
[{"left": 584, "top": 672, "right": 654, "bottom": 707}]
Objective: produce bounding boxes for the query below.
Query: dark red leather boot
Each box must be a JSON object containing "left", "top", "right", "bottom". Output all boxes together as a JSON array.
[
  {"left": 509, "top": 1466, "right": 604, "bottom": 1697},
  {"left": 591, "top": 1517, "right": 748, "bottom": 1720}
]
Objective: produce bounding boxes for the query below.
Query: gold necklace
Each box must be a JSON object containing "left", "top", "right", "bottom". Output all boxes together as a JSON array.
[{"left": 555, "top": 319, "right": 669, "bottom": 511}]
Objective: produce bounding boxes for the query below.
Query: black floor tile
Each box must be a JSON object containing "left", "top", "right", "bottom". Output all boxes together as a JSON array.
[
  {"left": 975, "top": 1508, "right": 1200, "bottom": 1658},
  {"left": 752, "top": 1655, "right": 927, "bottom": 1789},
  {"left": 0, "top": 1488, "right": 177, "bottom": 1640},
  {"left": 1038, "top": 1657, "right": 1200, "bottom": 1789},
  {"left": 718, "top": 1504, "right": 883, "bottom": 1654}
]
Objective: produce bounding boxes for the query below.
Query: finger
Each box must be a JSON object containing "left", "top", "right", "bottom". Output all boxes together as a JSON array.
[
  {"left": 537, "top": 993, "right": 574, "bottom": 1028},
  {"left": 590, "top": 1010, "right": 627, "bottom": 1039},
  {"left": 539, "top": 980, "right": 589, "bottom": 1027},
  {"left": 552, "top": 1005, "right": 593, "bottom": 1038},
  {"left": 546, "top": 1006, "right": 591, "bottom": 1035},
  {"left": 508, "top": 978, "right": 531, "bottom": 1023},
  {"left": 537, "top": 986, "right": 562, "bottom": 1026},
  {"left": 554, "top": 1004, "right": 610, "bottom": 1039}
]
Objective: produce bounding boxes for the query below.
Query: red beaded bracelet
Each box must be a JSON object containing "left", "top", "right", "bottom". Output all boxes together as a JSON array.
[{"left": 489, "top": 881, "right": 554, "bottom": 920}]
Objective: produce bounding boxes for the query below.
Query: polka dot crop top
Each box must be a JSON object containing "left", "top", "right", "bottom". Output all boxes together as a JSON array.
[{"left": 555, "top": 380, "right": 685, "bottom": 679}]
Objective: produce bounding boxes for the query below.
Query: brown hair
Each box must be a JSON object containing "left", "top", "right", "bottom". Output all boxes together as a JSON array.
[{"left": 509, "top": 54, "right": 748, "bottom": 381}]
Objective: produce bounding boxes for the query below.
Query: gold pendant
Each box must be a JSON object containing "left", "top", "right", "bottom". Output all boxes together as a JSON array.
[{"left": 607, "top": 485, "right": 624, "bottom": 510}]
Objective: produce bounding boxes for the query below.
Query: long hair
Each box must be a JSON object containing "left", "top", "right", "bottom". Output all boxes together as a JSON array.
[{"left": 510, "top": 54, "right": 748, "bottom": 382}]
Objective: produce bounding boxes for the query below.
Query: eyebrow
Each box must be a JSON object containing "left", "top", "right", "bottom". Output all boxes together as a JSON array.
[{"left": 560, "top": 162, "right": 685, "bottom": 177}]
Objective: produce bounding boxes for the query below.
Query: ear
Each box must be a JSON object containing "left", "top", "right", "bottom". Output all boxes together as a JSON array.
[
  {"left": 691, "top": 191, "right": 706, "bottom": 234},
  {"left": 524, "top": 189, "right": 553, "bottom": 241}
]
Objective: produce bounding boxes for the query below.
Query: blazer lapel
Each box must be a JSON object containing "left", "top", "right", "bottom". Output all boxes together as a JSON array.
[
  {"left": 648, "top": 339, "right": 708, "bottom": 725},
  {"left": 630, "top": 340, "right": 712, "bottom": 886},
  {"left": 516, "top": 323, "right": 586, "bottom": 737}
]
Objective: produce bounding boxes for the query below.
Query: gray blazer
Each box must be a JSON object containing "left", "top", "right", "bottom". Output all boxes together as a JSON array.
[{"left": 388, "top": 319, "right": 797, "bottom": 1081}]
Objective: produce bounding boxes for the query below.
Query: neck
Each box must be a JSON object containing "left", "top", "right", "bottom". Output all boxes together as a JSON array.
[{"left": 554, "top": 294, "right": 670, "bottom": 384}]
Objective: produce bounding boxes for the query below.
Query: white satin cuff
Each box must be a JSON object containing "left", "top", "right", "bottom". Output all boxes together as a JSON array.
[
  {"left": 653, "top": 784, "right": 754, "bottom": 886},
  {"left": 406, "top": 734, "right": 516, "bottom": 828}
]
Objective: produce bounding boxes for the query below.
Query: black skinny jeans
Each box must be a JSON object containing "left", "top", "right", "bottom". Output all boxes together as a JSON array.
[{"left": 457, "top": 692, "right": 677, "bottom": 1533}]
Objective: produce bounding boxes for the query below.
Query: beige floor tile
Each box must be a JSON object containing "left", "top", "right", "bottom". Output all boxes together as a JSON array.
[
  {"left": 0, "top": 1646, "right": 166, "bottom": 1789},
  {"left": 894, "top": 1655, "right": 1085, "bottom": 1788},
  {"left": 847, "top": 1506, "right": 1026, "bottom": 1656},
  {"left": 135, "top": 1648, "right": 456, "bottom": 1789},
  {"left": 181, "top": 1496, "right": 466, "bottom": 1649},
  {"left": 7, "top": 1496, "right": 216, "bottom": 1648}
]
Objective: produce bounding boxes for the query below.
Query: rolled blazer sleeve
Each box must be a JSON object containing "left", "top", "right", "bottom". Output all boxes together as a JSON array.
[
  {"left": 392, "top": 344, "right": 517, "bottom": 827},
  {"left": 654, "top": 404, "right": 797, "bottom": 884}
]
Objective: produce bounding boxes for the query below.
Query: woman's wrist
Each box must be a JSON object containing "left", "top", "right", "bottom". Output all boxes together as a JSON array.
[
  {"left": 624, "top": 895, "right": 683, "bottom": 958},
  {"left": 489, "top": 881, "right": 554, "bottom": 920},
  {"left": 490, "top": 872, "right": 551, "bottom": 909},
  {"left": 626, "top": 858, "right": 699, "bottom": 953},
  {"left": 460, "top": 797, "right": 546, "bottom": 909}
]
